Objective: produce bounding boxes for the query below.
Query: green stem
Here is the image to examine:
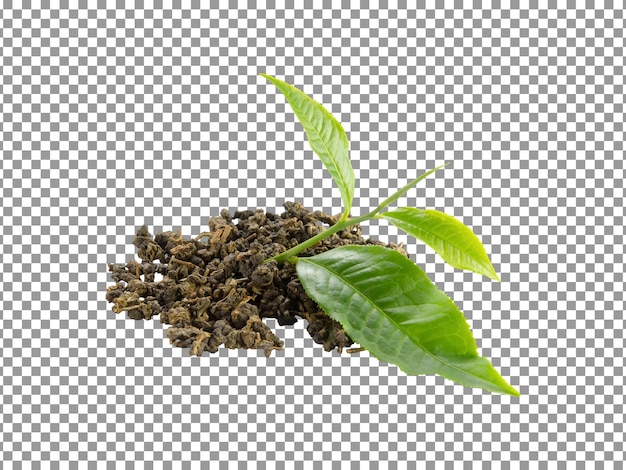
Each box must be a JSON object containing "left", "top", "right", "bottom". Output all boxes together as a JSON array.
[
  {"left": 268, "top": 164, "right": 447, "bottom": 265},
  {"left": 372, "top": 163, "right": 448, "bottom": 214},
  {"left": 267, "top": 209, "right": 378, "bottom": 264}
]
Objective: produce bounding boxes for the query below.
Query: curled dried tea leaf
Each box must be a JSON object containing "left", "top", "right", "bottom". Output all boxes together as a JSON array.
[{"left": 107, "top": 203, "right": 388, "bottom": 357}]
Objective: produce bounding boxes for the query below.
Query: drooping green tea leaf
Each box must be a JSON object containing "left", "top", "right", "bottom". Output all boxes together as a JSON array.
[
  {"left": 260, "top": 73, "right": 355, "bottom": 219},
  {"left": 296, "top": 245, "right": 518, "bottom": 395},
  {"left": 381, "top": 207, "right": 500, "bottom": 281}
]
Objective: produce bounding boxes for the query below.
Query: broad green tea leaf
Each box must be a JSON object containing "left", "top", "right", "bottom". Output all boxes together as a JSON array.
[
  {"left": 261, "top": 74, "right": 355, "bottom": 218},
  {"left": 296, "top": 245, "right": 518, "bottom": 395},
  {"left": 381, "top": 207, "right": 500, "bottom": 281}
]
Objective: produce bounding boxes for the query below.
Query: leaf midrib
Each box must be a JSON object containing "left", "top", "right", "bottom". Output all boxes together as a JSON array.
[
  {"left": 385, "top": 210, "right": 490, "bottom": 272},
  {"left": 290, "top": 98, "right": 349, "bottom": 204},
  {"left": 303, "top": 258, "right": 486, "bottom": 382}
]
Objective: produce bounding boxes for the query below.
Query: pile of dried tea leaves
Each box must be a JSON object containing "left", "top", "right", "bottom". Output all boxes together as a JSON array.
[{"left": 106, "top": 202, "right": 407, "bottom": 357}]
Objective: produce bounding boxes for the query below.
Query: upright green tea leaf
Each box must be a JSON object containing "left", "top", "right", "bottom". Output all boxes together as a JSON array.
[
  {"left": 260, "top": 73, "right": 355, "bottom": 219},
  {"left": 296, "top": 245, "right": 518, "bottom": 395},
  {"left": 381, "top": 207, "right": 500, "bottom": 281}
]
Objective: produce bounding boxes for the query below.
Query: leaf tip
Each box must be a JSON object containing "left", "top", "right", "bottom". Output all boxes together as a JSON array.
[
  {"left": 488, "top": 268, "right": 502, "bottom": 282},
  {"left": 482, "top": 259, "right": 501, "bottom": 282},
  {"left": 502, "top": 383, "right": 521, "bottom": 397}
]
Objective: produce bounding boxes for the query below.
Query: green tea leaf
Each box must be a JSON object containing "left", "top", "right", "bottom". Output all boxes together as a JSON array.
[
  {"left": 380, "top": 207, "right": 500, "bottom": 281},
  {"left": 296, "top": 245, "right": 518, "bottom": 395},
  {"left": 260, "top": 73, "right": 355, "bottom": 219}
]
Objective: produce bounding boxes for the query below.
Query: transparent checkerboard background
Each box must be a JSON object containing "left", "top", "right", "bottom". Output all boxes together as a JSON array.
[{"left": 1, "top": 2, "right": 624, "bottom": 467}]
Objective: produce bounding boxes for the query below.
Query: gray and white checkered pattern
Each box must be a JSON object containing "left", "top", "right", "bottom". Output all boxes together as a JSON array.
[{"left": 2, "top": 2, "right": 624, "bottom": 467}]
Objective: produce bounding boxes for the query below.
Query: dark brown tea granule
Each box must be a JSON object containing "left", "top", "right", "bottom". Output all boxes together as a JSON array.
[{"left": 106, "top": 202, "right": 407, "bottom": 357}]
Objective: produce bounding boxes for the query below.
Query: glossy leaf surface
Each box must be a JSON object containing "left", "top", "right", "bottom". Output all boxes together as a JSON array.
[
  {"left": 296, "top": 245, "right": 518, "bottom": 395},
  {"left": 261, "top": 73, "right": 354, "bottom": 217},
  {"left": 381, "top": 207, "right": 500, "bottom": 281}
]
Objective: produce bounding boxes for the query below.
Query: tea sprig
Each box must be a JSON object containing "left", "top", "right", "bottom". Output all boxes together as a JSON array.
[{"left": 261, "top": 73, "right": 518, "bottom": 396}]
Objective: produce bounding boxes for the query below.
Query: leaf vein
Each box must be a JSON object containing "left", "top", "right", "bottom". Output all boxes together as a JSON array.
[{"left": 302, "top": 258, "right": 486, "bottom": 379}]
